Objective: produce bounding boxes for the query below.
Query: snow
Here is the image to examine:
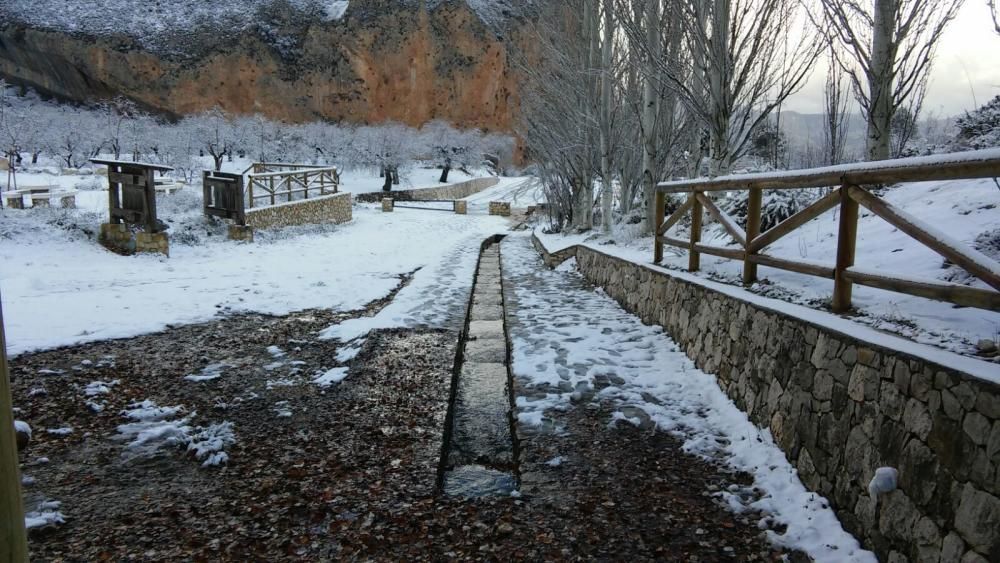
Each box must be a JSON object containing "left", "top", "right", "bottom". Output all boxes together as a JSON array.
[
  {"left": 502, "top": 235, "right": 875, "bottom": 562},
  {"left": 867, "top": 467, "right": 899, "bottom": 507},
  {"left": 45, "top": 427, "right": 73, "bottom": 435},
  {"left": 539, "top": 176, "right": 1000, "bottom": 363},
  {"left": 24, "top": 500, "right": 66, "bottom": 530},
  {"left": 0, "top": 1, "right": 351, "bottom": 55},
  {"left": 184, "top": 363, "right": 229, "bottom": 382},
  {"left": 14, "top": 420, "right": 31, "bottom": 439},
  {"left": 313, "top": 367, "right": 349, "bottom": 387},
  {"left": 461, "top": 176, "right": 546, "bottom": 209},
  {"left": 186, "top": 422, "right": 236, "bottom": 467},
  {"left": 1, "top": 183, "right": 510, "bottom": 356},
  {"left": 84, "top": 380, "right": 118, "bottom": 396},
  {"left": 116, "top": 400, "right": 234, "bottom": 466}
]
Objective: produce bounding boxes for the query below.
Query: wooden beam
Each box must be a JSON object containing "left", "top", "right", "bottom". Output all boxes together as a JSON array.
[
  {"left": 832, "top": 185, "right": 859, "bottom": 312},
  {"left": 0, "top": 296, "right": 29, "bottom": 563},
  {"left": 848, "top": 185, "right": 1000, "bottom": 292},
  {"left": 696, "top": 193, "right": 747, "bottom": 247},
  {"left": 657, "top": 149, "right": 1000, "bottom": 194},
  {"left": 748, "top": 188, "right": 842, "bottom": 253},
  {"left": 658, "top": 235, "right": 690, "bottom": 249},
  {"left": 694, "top": 244, "right": 744, "bottom": 261},
  {"left": 743, "top": 188, "right": 763, "bottom": 285},
  {"left": 653, "top": 191, "right": 666, "bottom": 263},
  {"left": 844, "top": 269, "right": 1000, "bottom": 311},
  {"left": 750, "top": 254, "right": 836, "bottom": 279},
  {"left": 657, "top": 196, "right": 694, "bottom": 236}
]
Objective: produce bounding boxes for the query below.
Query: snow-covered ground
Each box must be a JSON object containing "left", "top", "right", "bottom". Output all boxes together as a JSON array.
[
  {"left": 0, "top": 174, "right": 511, "bottom": 354},
  {"left": 501, "top": 235, "right": 875, "bottom": 562},
  {"left": 538, "top": 177, "right": 1000, "bottom": 359}
]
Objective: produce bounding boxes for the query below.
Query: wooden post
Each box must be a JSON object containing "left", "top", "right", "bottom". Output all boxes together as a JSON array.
[
  {"left": 0, "top": 295, "right": 29, "bottom": 563},
  {"left": 832, "top": 184, "right": 859, "bottom": 312},
  {"left": 143, "top": 168, "right": 158, "bottom": 234},
  {"left": 688, "top": 192, "right": 703, "bottom": 272},
  {"left": 743, "top": 188, "right": 763, "bottom": 285},
  {"left": 269, "top": 176, "right": 275, "bottom": 206},
  {"left": 248, "top": 178, "right": 255, "bottom": 209},
  {"left": 108, "top": 164, "right": 121, "bottom": 224},
  {"left": 653, "top": 191, "right": 666, "bottom": 264}
]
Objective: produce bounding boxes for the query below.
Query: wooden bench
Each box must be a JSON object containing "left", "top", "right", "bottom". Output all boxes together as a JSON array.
[{"left": 154, "top": 178, "right": 186, "bottom": 195}]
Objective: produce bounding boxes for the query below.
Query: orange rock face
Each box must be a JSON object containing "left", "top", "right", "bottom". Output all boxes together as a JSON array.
[{"left": 0, "top": 3, "right": 522, "bottom": 132}]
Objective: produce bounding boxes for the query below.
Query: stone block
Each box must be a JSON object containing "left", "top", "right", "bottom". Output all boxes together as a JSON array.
[
  {"left": 135, "top": 231, "right": 169, "bottom": 257},
  {"left": 5, "top": 195, "right": 24, "bottom": 209},
  {"left": 228, "top": 224, "right": 255, "bottom": 242},
  {"left": 454, "top": 200, "right": 468, "bottom": 214},
  {"left": 382, "top": 198, "right": 394, "bottom": 212},
  {"left": 468, "top": 320, "right": 504, "bottom": 340},
  {"left": 464, "top": 338, "right": 507, "bottom": 364},
  {"left": 489, "top": 201, "right": 511, "bottom": 216},
  {"left": 953, "top": 484, "right": 1000, "bottom": 555}
]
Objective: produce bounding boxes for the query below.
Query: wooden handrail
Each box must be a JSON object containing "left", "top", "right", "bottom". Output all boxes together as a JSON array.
[
  {"left": 652, "top": 150, "right": 1000, "bottom": 313},
  {"left": 657, "top": 149, "right": 1000, "bottom": 193}
]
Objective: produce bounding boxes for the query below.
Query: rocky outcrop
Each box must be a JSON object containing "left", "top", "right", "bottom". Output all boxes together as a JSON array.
[{"left": 0, "top": 0, "right": 527, "bottom": 131}]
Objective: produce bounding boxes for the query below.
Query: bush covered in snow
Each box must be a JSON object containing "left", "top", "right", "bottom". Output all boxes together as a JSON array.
[
  {"left": 954, "top": 96, "right": 1000, "bottom": 150},
  {"left": 721, "top": 188, "right": 823, "bottom": 233}
]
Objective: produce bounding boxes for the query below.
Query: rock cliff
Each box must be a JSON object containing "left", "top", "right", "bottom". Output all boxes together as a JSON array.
[{"left": 0, "top": 0, "right": 534, "bottom": 131}]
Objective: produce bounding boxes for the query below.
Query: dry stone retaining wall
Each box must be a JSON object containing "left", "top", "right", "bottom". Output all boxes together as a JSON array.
[
  {"left": 355, "top": 177, "right": 499, "bottom": 203},
  {"left": 531, "top": 235, "right": 1000, "bottom": 563},
  {"left": 245, "top": 192, "right": 352, "bottom": 229}
]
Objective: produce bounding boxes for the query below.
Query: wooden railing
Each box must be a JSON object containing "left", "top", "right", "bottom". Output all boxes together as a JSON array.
[
  {"left": 653, "top": 150, "right": 1000, "bottom": 313},
  {"left": 245, "top": 166, "right": 340, "bottom": 208},
  {"left": 241, "top": 162, "right": 329, "bottom": 176}
]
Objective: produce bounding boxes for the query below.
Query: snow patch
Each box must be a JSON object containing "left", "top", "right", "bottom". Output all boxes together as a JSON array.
[{"left": 314, "top": 367, "right": 349, "bottom": 388}]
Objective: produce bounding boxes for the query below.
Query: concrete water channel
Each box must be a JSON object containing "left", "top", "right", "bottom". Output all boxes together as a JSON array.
[{"left": 439, "top": 236, "right": 520, "bottom": 496}]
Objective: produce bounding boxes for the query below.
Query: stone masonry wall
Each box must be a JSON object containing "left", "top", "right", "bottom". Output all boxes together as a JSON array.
[
  {"left": 245, "top": 193, "right": 352, "bottom": 229},
  {"left": 355, "top": 177, "right": 500, "bottom": 203},
  {"left": 531, "top": 235, "right": 1000, "bottom": 563}
]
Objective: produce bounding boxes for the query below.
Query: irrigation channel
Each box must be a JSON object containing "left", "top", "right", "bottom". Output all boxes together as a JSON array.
[{"left": 439, "top": 235, "right": 520, "bottom": 496}]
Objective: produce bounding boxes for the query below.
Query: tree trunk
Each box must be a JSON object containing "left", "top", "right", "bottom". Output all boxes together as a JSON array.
[
  {"left": 392, "top": 167, "right": 400, "bottom": 185},
  {"left": 641, "top": 0, "right": 661, "bottom": 235},
  {"left": 866, "top": 0, "right": 896, "bottom": 161},
  {"left": 707, "top": 0, "right": 732, "bottom": 177},
  {"left": 599, "top": 0, "right": 614, "bottom": 234},
  {"left": 439, "top": 158, "right": 451, "bottom": 183},
  {"left": 213, "top": 154, "right": 224, "bottom": 172}
]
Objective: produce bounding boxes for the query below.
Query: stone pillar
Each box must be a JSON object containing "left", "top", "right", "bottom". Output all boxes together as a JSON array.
[
  {"left": 228, "top": 225, "right": 255, "bottom": 242},
  {"left": 454, "top": 200, "right": 468, "bottom": 215},
  {"left": 489, "top": 201, "right": 511, "bottom": 217},
  {"left": 382, "top": 198, "right": 394, "bottom": 212},
  {"left": 135, "top": 232, "right": 170, "bottom": 257}
]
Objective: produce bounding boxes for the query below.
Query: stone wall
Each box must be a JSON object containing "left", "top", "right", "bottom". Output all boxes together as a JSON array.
[
  {"left": 245, "top": 193, "right": 352, "bottom": 230},
  {"left": 531, "top": 235, "right": 1000, "bottom": 563},
  {"left": 355, "top": 177, "right": 499, "bottom": 203}
]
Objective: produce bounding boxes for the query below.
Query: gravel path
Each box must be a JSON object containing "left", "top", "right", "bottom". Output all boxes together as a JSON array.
[{"left": 10, "top": 233, "right": 840, "bottom": 561}]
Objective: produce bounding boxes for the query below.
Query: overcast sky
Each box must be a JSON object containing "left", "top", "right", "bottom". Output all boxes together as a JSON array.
[{"left": 784, "top": 1, "right": 1000, "bottom": 117}]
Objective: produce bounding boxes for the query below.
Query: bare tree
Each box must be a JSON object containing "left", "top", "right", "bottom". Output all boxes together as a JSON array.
[
  {"left": 817, "top": 0, "right": 963, "bottom": 161},
  {"left": 823, "top": 48, "right": 852, "bottom": 165},
  {"left": 990, "top": 0, "right": 1000, "bottom": 34},
  {"left": 624, "top": 0, "right": 821, "bottom": 176},
  {"left": 599, "top": 0, "right": 616, "bottom": 233}
]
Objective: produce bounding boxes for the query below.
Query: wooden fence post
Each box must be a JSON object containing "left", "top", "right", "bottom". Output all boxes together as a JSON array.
[
  {"left": 0, "top": 296, "right": 29, "bottom": 563},
  {"left": 832, "top": 184, "right": 859, "bottom": 312},
  {"left": 743, "top": 188, "right": 762, "bottom": 285},
  {"left": 653, "top": 191, "right": 665, "bottom": 264},
  {"left": 688, "top": 192, "right": 703, "bottom": 272}
]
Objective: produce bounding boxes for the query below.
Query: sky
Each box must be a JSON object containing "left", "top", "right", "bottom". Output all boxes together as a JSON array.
[{"left": 785, "top": 1, "right": 1000, "bottom": 117}]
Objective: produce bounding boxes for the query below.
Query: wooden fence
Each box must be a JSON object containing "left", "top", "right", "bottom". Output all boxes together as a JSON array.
[
  {"left": 653, "top": 151, "right": 1000, "bottom": 313},
  {"left": 241, "top": 162, "right": 329, "bottom": 176},
  {"left": 245, "top": 165, "right": 339, "bottom": 208},
  {"left": 203, "top": 171, "right": 246, "bottom": 225}
]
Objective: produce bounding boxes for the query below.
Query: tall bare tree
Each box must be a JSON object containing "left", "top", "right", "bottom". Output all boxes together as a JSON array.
[
  {"left": 599, "top": 0, "right": 616, "bottom": 233},
  {"left": 627, "top": 0, "right": 821, "bottom": 176},
  {"left": 990, "top": 0, "right": 1000, "bottom": 34},
  {"left": 823, "top": 48, "right": 852, "bottom": 165},
  {"left": 817, "top": 0, "right": 963, "bottom": 161}
]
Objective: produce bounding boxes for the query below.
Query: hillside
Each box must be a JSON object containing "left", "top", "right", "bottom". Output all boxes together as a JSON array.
[{"left": 0, "top": 0, "right": 536, "bottom": 129}]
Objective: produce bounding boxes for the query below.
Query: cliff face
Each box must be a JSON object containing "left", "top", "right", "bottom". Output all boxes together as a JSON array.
[{"left": 0, "top": 1, "right": 527, "bottom": 131}]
